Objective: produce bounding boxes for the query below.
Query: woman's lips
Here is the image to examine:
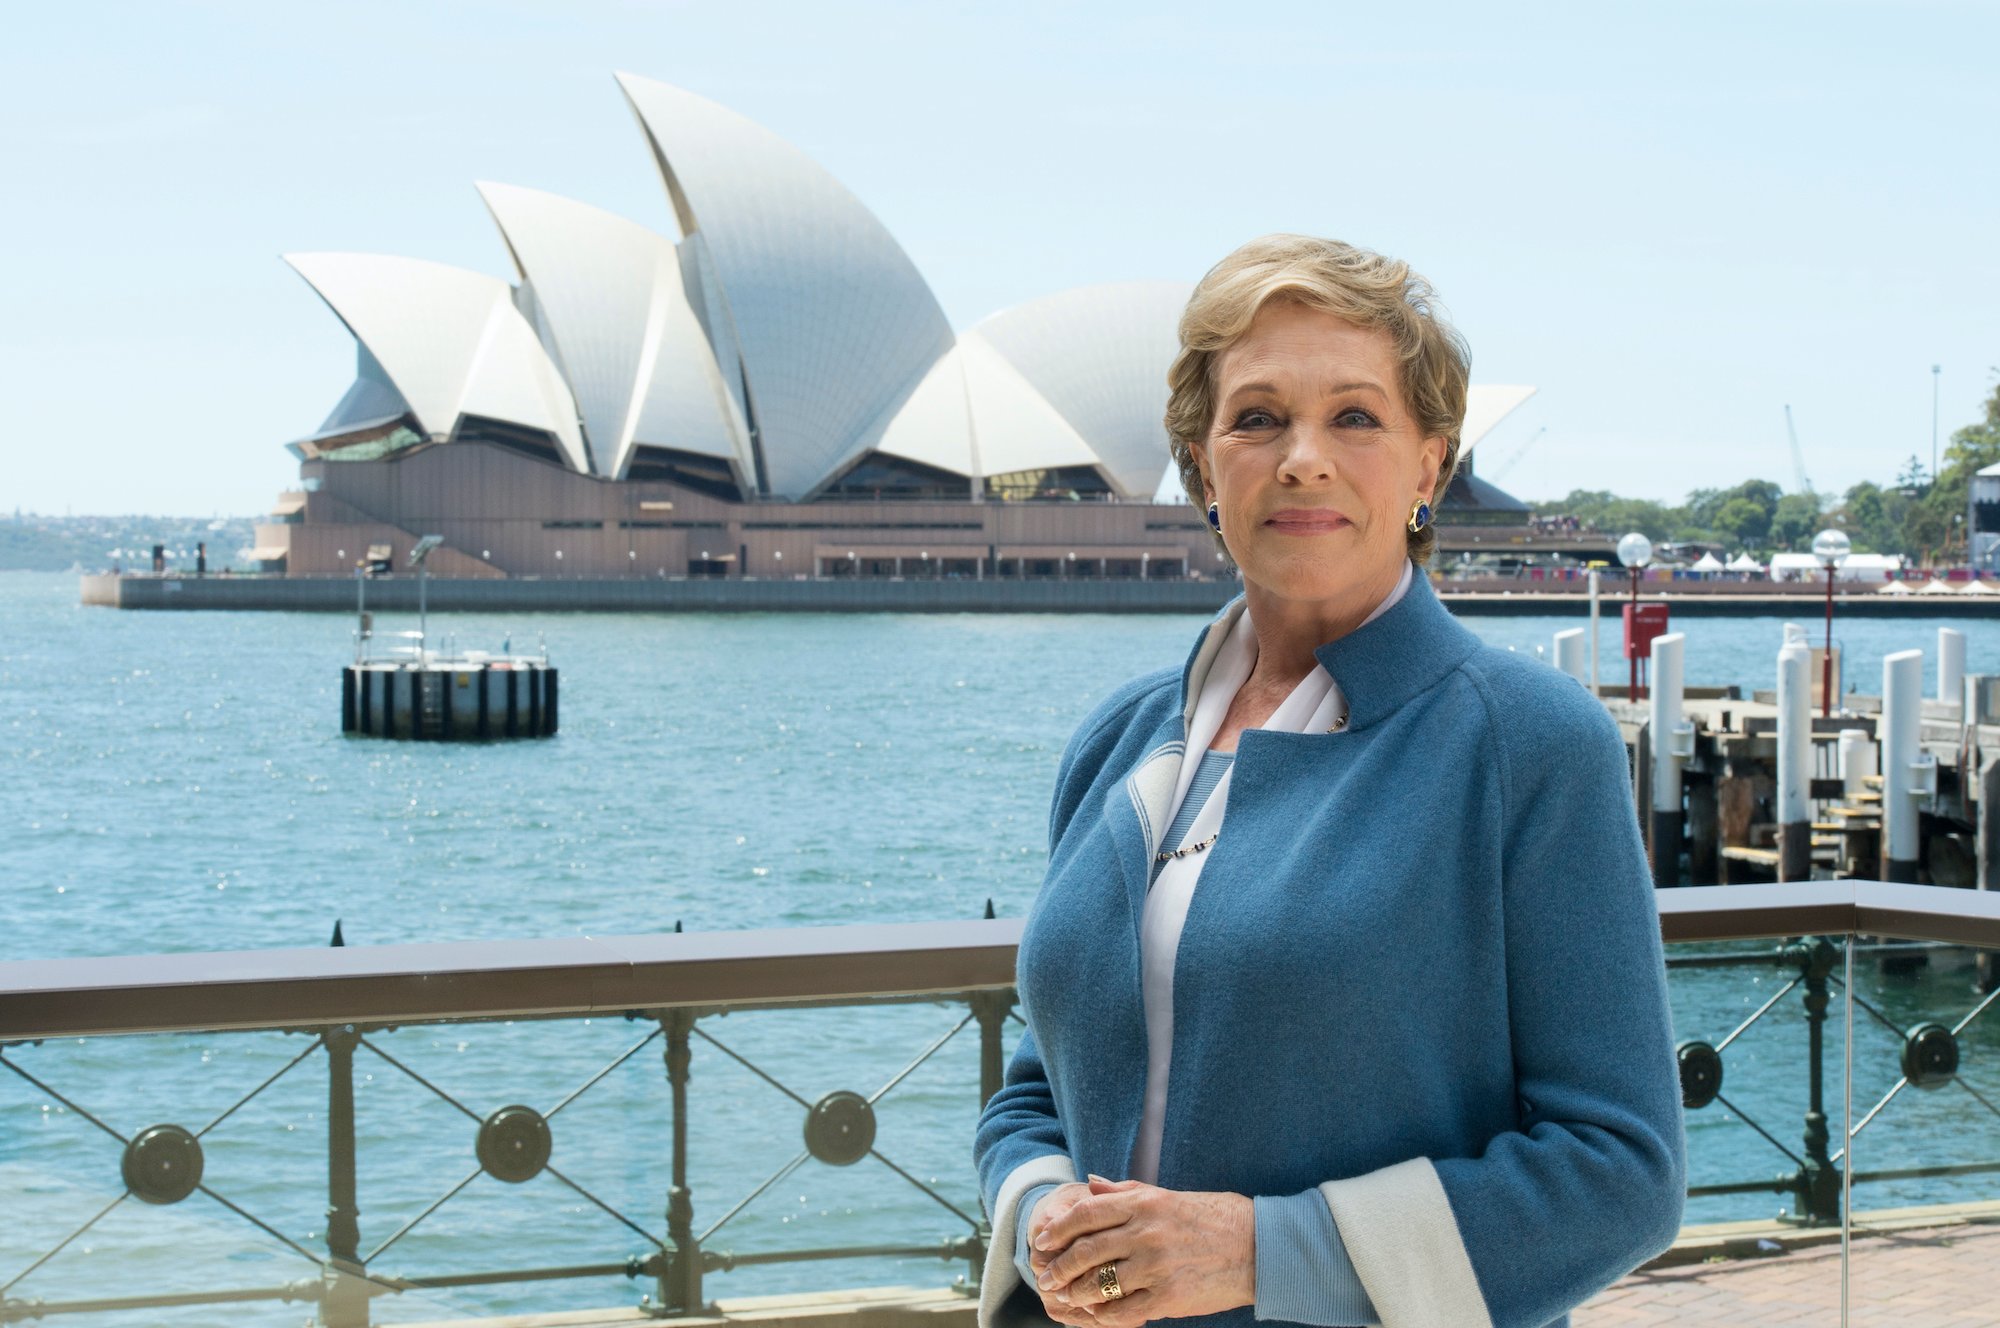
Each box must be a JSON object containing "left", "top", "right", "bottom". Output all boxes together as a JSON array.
[{"left": 1264, "top": 509, "right": 1351, "bottom": 533}]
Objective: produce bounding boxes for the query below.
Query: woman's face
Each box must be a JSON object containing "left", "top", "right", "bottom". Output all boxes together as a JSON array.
[{"left": 1195, "top": 299, "right": 1446, "bottom": 606}]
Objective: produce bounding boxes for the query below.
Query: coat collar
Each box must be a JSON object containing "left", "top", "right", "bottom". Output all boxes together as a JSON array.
[{"left": 1174, "top": 563, "right": 1482, "bottom": 734}]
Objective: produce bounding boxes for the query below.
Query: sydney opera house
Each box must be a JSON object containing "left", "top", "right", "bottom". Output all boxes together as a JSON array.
[{"left": 253, "top": 73, "right": 1541, "bottom": 583}]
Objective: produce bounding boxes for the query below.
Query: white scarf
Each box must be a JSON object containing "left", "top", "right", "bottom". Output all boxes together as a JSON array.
[{"left": 1129, "top": 560, "right": 1412, "bottom": 1183}]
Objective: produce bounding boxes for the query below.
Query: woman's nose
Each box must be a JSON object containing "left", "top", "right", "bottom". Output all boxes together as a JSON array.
[{"left": 1276, "top": 425, "right": 1337, "bottom": 483}]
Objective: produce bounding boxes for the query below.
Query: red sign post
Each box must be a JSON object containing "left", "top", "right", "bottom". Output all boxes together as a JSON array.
[{"left": 1622, "top": 601, "right": 1671, "bottom": 700}]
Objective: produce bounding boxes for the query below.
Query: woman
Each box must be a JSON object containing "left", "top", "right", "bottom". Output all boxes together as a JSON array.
[{"left": 973, "top": 235, "right": 1685, "bottom": 1328}]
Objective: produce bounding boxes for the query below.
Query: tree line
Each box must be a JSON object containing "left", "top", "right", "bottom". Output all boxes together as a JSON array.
[{"left": 1528, "top": 375, "right": 2000, "bottom": 563}]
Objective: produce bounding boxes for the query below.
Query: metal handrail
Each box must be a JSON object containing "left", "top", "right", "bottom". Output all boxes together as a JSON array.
[
  {"left": 3, "top": 883, "right": 1996, "bottom": 1043},
  {"left": 0, "top": 918, "right": 1020, "bottom": 1042}
]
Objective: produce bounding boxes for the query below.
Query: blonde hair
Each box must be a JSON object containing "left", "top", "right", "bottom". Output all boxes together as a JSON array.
[{"left": 1164, "top": 234, "right": 1471, "bottom": 565}]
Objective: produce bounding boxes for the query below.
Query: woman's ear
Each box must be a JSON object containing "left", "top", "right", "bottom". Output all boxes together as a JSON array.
[{"left": 1420, "top": 435, "right": 1451, "bottom": 505}]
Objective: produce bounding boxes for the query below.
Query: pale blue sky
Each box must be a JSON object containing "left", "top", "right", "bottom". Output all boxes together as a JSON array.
[{"left": 5, "top": 0, "right": 1996, "bottom": 516}]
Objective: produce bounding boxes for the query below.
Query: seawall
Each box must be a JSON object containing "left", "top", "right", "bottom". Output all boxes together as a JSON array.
[{"left": 79, "top": 574, "right": 2000, "bottom": 617}]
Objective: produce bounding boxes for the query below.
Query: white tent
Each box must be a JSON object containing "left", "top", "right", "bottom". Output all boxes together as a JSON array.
[
  {"left": 1960, "top": 579, "right": 1997, "bottom": 595},
  {"left": 1769, "top": 551, "right": 1903, "bottom": 583},
  {"left": 1918, "top": 578, "right": 1957, "bottom": 595},
  {"left": 1875, "top": 579, "right": 1915, "bottom": 596},
  {"left": 1689, "top": 552, "right": 1724, "bottom": 573},
  {"left": 1725, "top": 552, "right": 1763, "bottom": 573}
]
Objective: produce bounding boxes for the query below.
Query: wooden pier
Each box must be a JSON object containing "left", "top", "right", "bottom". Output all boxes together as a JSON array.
[{"left": 1605, "top": 677, "right": 2000, "bottom": 977}]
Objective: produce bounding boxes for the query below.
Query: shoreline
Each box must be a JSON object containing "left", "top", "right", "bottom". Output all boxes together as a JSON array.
[{"left": 76, "top": 572, "right": 2000, "bottom": 616}]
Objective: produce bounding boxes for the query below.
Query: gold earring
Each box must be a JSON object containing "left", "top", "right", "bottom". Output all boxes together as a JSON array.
[{"left": 1407, "top": 499, "right": 1432, "bottom": 533}]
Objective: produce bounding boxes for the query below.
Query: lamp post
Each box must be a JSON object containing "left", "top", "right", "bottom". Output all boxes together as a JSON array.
[
  {"left": 409, "top": 535, "right": 443, "bottom": 659},
  {"left": 1617, "top": 532, "right": 1653, "bottom": 700},
  {"left": 1933, "top": 364, "right": 1942, "bottom": 492},
  {"left": 1812, "top": 528, "right": 1851, "bottom": 717}
]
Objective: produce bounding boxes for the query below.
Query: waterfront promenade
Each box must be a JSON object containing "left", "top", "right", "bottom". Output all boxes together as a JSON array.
[
  {"left": 77, "top": 571, "right": 2000, "bottom": 617},
  {"left": 393, "top": 1207, "right": 2000, "bottom": 1327}
]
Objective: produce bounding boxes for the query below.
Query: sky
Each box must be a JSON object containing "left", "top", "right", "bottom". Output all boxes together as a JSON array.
[{"left": 4, "top": 0, "right": 1997, "bottom": 517}]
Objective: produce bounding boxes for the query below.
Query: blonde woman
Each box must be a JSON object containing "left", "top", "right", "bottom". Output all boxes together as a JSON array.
[{"left": 974, "top": 235, "right": 1685, "bottom": 1328}]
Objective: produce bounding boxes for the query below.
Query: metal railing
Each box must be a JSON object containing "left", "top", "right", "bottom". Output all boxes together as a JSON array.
[{"left": 1, "top": 883, "right": 1997, "bottom": 1326}]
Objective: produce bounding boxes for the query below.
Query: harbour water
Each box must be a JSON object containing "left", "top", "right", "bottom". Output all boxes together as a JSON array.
[{"left": 4, "top": 570, "right": 1999, "bottom": 1324}]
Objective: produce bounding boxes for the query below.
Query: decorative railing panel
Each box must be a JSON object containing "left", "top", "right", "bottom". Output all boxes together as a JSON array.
[{"left": 2, "top": 885, "right": 1998, "bottom": 1326}]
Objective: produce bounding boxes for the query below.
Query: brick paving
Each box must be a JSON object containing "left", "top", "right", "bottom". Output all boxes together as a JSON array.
[{"left": 1578, "top": 1222, "right": 2000, "bottom": 1325}]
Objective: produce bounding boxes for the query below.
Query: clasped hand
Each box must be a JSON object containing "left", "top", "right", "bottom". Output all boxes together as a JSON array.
[{"left": 1024, "top": 1175, "right": 1254, "bottom": 1327}]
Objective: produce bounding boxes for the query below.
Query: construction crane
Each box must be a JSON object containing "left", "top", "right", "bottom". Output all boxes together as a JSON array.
[
  {"left": 1784, "top": 405, "right": 1815, "bottom": 497},
  {"left": 1485, "top": 427, "right": 1547, "bottom": 483}
]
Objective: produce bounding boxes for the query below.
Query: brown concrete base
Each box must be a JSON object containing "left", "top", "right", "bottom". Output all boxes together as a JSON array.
[
  {"left": 1647, "top": 1197, "right": 2000, "bottom": 1269},
  {"left": 402, "top": 1284, "right": 977, "bottom": 1328},
  {"left": 402, "top": 1203, "right": 2000, "bottom": 1326}
]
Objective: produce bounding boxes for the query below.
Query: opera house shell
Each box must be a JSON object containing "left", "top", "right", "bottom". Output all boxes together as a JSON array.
[{"left": 259, "top": 73, "right": 1535, "bottom": 581}]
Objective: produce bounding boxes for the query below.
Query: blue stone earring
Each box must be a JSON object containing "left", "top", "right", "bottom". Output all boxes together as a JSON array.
[
  {"left": 1207, "top": 502, "right": 1222, "bottom": 533},
  {"left": 1407, "top": 500, "right": 1432, "bottom": 533}
]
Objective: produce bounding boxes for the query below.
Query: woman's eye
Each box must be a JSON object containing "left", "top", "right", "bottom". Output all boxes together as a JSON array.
[
  {"left": 1234, "top": 409, "right": 1279, "bottom": 430},
  {"left": 1336, "top": 408, "right": 1380, "bottom": 428}
]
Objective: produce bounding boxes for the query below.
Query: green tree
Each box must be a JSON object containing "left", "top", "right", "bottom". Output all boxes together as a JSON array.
[
  {"left": 1768, "top": 492, "right": 1822, "bottom": 551},
  {"left": 1835, "top": 481, "right": 1891, "bottom": 554},
  {"left": 1911, "top": 375, "right": 2000, "bottom": 563},
  {"left": 1529, "top": 489, "right": 1679, "bottom": 541},
  {"left": 1713, "top": 497, "right": 1771, "bottom": 548}
]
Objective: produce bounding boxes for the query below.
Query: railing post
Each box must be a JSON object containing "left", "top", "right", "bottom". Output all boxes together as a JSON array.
[
  {"left": 1882, "top": 649, "right": 1926, "bottom": 882},
  {"left": 970, "top": 990, "right": 1010, "bottom": 1110},
  {"left": 1777, "top": 637, "right": 1814, "bottom": 880},
  {"left": 323, "top": 1024, "right": 369, "bottom": 1327},
  {"left": 1782, "top": 938, "right": 1842, "bottom": 1224},
  {"left": 1553, "top": 627, "right": 1587, "bottom": 686},
  {"left": 1649, "top": 633, "right": 1688, "bottom": 887},
  {"left": 1939, "top": 626, "right": 1966, "bottom": 706},
  {"left": 658, "top": 1009, "right": 702, "bottom": 1315}
]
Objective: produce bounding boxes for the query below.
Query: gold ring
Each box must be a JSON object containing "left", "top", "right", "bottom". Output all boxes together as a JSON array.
[{"left": 1097, "top": 1263, "right": 1124, "bottom": 1301}]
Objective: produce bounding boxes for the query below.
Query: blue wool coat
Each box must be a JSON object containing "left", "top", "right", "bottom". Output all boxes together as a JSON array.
[{"left": 973, "top": 568, "right": 1686, "bottom": 1328}]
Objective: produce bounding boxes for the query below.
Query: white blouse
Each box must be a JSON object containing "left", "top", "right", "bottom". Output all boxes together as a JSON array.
[{"left": 1128, "top": 561, "right": 1413, "bottom": 1184}]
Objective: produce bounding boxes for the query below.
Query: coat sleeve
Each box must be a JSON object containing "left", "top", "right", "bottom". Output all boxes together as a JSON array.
[
  {"left": 971, "top": 678, "right": 1158, "bottom": 1328},
  {"left": 974, "top": 1026, "right": 1079, "bottom": 1328},
  {"left": 1317, "top": 676, "right": 1688, "bottom": 1328}
]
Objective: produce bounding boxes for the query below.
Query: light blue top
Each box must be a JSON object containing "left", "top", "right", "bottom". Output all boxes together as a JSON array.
[{"left": 977, "top": 569, "right": 1686, "bottom": 1328}]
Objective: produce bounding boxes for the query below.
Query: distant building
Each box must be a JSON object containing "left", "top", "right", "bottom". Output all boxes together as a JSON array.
[
  {"left": 257, "top": 74, "right": 1552, "bottom": 581},
  {"left": 1971, "top": 462, "right": 2000, "bottom": 571}
]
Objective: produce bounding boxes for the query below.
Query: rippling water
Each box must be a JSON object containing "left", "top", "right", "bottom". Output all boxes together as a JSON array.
[{"left": 3, "top": 572, "right": 1997, "bottom": 1325}]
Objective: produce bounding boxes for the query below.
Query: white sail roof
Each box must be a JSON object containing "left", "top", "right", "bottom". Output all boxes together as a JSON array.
[
  {"left": 971, "top": 282, "right": 1190, "bottom": 499},
  {"left": 861, "top": 334, "right": 1118, "bottom": 487},
  {"left": 1460, "top": 386, "right": 1538, "bottom": 451},
  {"left": 476, "top": 181, "right": 750, "bottom": 484},
  {"left": 285, "top": 252, "right": 588, "bottom": 472},
  {"left": 287, "top": 74, "right": 1556, "bottom": 514},
  {"left": 616, "top": 73, "right": 955, "bottom": 498}
]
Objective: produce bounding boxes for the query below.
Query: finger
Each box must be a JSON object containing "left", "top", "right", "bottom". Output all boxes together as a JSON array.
[
  {"left": 1076, "top": 1250, "right": 1158, "bottom": 1308},
  {"left": 1048, "top": 1300, "right": 1100, "bottom": 1328},
  {"left": 1037, "top": 1288, "right": 1102, "bottom": 1328},
  {"left": 1034, "top": 1192, "right": 1135, "bottom": 1256},
  {"left": 1037, "top": 1232, "right": 1121, "bottom": 1298},
  {"left": 1086, "top": 1174, "right": 1144, "bottom": 1195},
  {"left": 1027, "top": 1182, "right": 1092, "bottom": 1250},
  {"left": 1082, "top": 1287, "right": 1158, "bottom": 1328}
]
